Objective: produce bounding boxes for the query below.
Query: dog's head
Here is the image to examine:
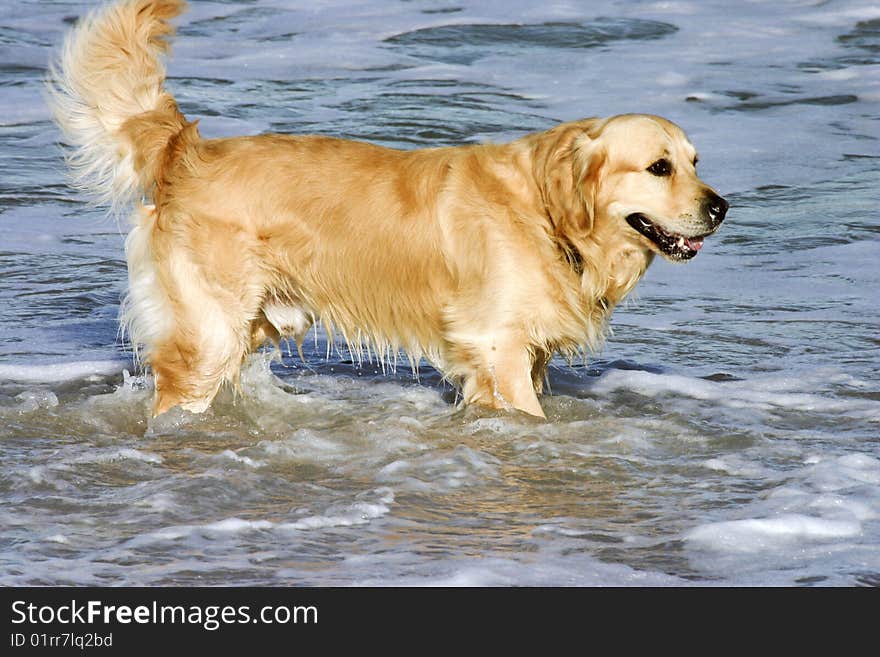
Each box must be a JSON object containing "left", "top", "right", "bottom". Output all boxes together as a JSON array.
[{"left": 534, "top": 114, "right": 727, "bottom": 262}]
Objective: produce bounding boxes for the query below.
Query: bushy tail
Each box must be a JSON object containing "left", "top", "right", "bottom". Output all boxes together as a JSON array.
[{"left": 46, "top": 0, "right": 192, "bottom": 213}]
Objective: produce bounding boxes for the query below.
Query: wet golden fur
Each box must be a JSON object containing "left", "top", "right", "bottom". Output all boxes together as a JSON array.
[{"left": 47, "top": 0, "right": 726, "bottom": 418}]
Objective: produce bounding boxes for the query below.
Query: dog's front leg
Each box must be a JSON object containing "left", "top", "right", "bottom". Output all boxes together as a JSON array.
[{"left": 459, "top": 339, "right": 546, "bottom": 419}]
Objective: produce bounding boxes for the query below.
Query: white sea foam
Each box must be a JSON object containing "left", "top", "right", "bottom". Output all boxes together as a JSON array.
[
  {"left": 0, "top": 360, "right": 126, "bottom": 384},
  {"left": 94, "top": 448, "right": 163, "bottom": 465},
  {"left": 687, "top": 514, "right": 862, "bottom": 551},
  {"left": 686, "top": 452, "right": 880, "bottom": 573},
  {"left": 257, "top": 429, "right": 353, "bottom": 461},
  {"left": 45, "top": 534, "right": 69, "bottom": 544},
  {"left": 125, "top": 488, "right": 395, "bottom": 549},
  {"left": 589, "top": 368, "right": 880, "bottom": 419},
  {"left": 701, "top": 456, "right": 773, "bottom": 479},
  {"left": 15, "top": 389, "right": 59, "bottom": 411},
  {"left": 203, "top": 518, "right": 275, "bottom": 533},
  {"left": 340, "top": 550, "right": 688, "bottom": 587},
  {"left": 280, "top": 498, "right": 392, "bottom": 531},
  {"left": 219, "top": 450, "right": 263, "bottom": 468}
]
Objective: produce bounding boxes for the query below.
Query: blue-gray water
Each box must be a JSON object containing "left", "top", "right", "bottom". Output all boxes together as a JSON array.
[{"left": 0, "top": 0, "right": 878, "bottom": 586}]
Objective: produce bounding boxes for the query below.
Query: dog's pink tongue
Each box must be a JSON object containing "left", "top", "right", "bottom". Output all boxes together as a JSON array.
[{"left": 686, "top": 237, "right": 704, "bottom": 251}]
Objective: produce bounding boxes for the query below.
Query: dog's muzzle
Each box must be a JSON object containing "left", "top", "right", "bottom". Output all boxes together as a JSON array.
[{"left": 625, "top": 191, "right": 729, "bottom": 262}]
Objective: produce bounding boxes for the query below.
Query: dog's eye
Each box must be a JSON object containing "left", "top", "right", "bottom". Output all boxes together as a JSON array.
[{"left": 647, "top": 159, "right": 672, "bottom": 177}]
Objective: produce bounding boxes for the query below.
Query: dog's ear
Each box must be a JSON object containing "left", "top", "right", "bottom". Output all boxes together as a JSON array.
[{"left": 533, "top": 121, "right": 606, "bottom": 239}]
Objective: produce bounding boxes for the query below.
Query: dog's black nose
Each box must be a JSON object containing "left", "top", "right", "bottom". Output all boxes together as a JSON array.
[{"left": 702, "top": 192, "right": 729, "bottom": 228}]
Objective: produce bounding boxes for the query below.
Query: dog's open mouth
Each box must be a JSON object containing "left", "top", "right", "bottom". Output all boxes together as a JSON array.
[{"left": 625, "top": 213, "right": 708, "bottom": 261}]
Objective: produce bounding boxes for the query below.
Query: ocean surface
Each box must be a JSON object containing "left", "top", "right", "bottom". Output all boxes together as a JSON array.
[{"left": 1, "top": 0, "right": 878, "bottom": 586}]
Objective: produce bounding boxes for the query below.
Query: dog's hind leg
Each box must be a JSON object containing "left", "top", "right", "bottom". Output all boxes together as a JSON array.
[{"left": 127, "top": 208, "right": 265, "bottom": 416}]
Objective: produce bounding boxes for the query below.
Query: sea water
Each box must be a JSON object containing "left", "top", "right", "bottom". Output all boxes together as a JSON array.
[{"left": 0, "top": 0, "right": 878, "bottom": 586}]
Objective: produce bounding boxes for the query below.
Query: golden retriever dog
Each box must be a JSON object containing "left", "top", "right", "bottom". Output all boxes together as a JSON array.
[{"left": 47, "top": 0, "right": 727, "bottom": 418}]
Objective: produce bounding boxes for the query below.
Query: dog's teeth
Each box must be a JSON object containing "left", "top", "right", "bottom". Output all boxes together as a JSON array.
[{"left": 677, "top": 236, "right": 686, "bottom": 248}]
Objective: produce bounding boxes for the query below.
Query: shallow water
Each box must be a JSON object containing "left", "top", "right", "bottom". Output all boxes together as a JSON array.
[{"left": 1, "top": 0, "right": 878, "bottom": 586}]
